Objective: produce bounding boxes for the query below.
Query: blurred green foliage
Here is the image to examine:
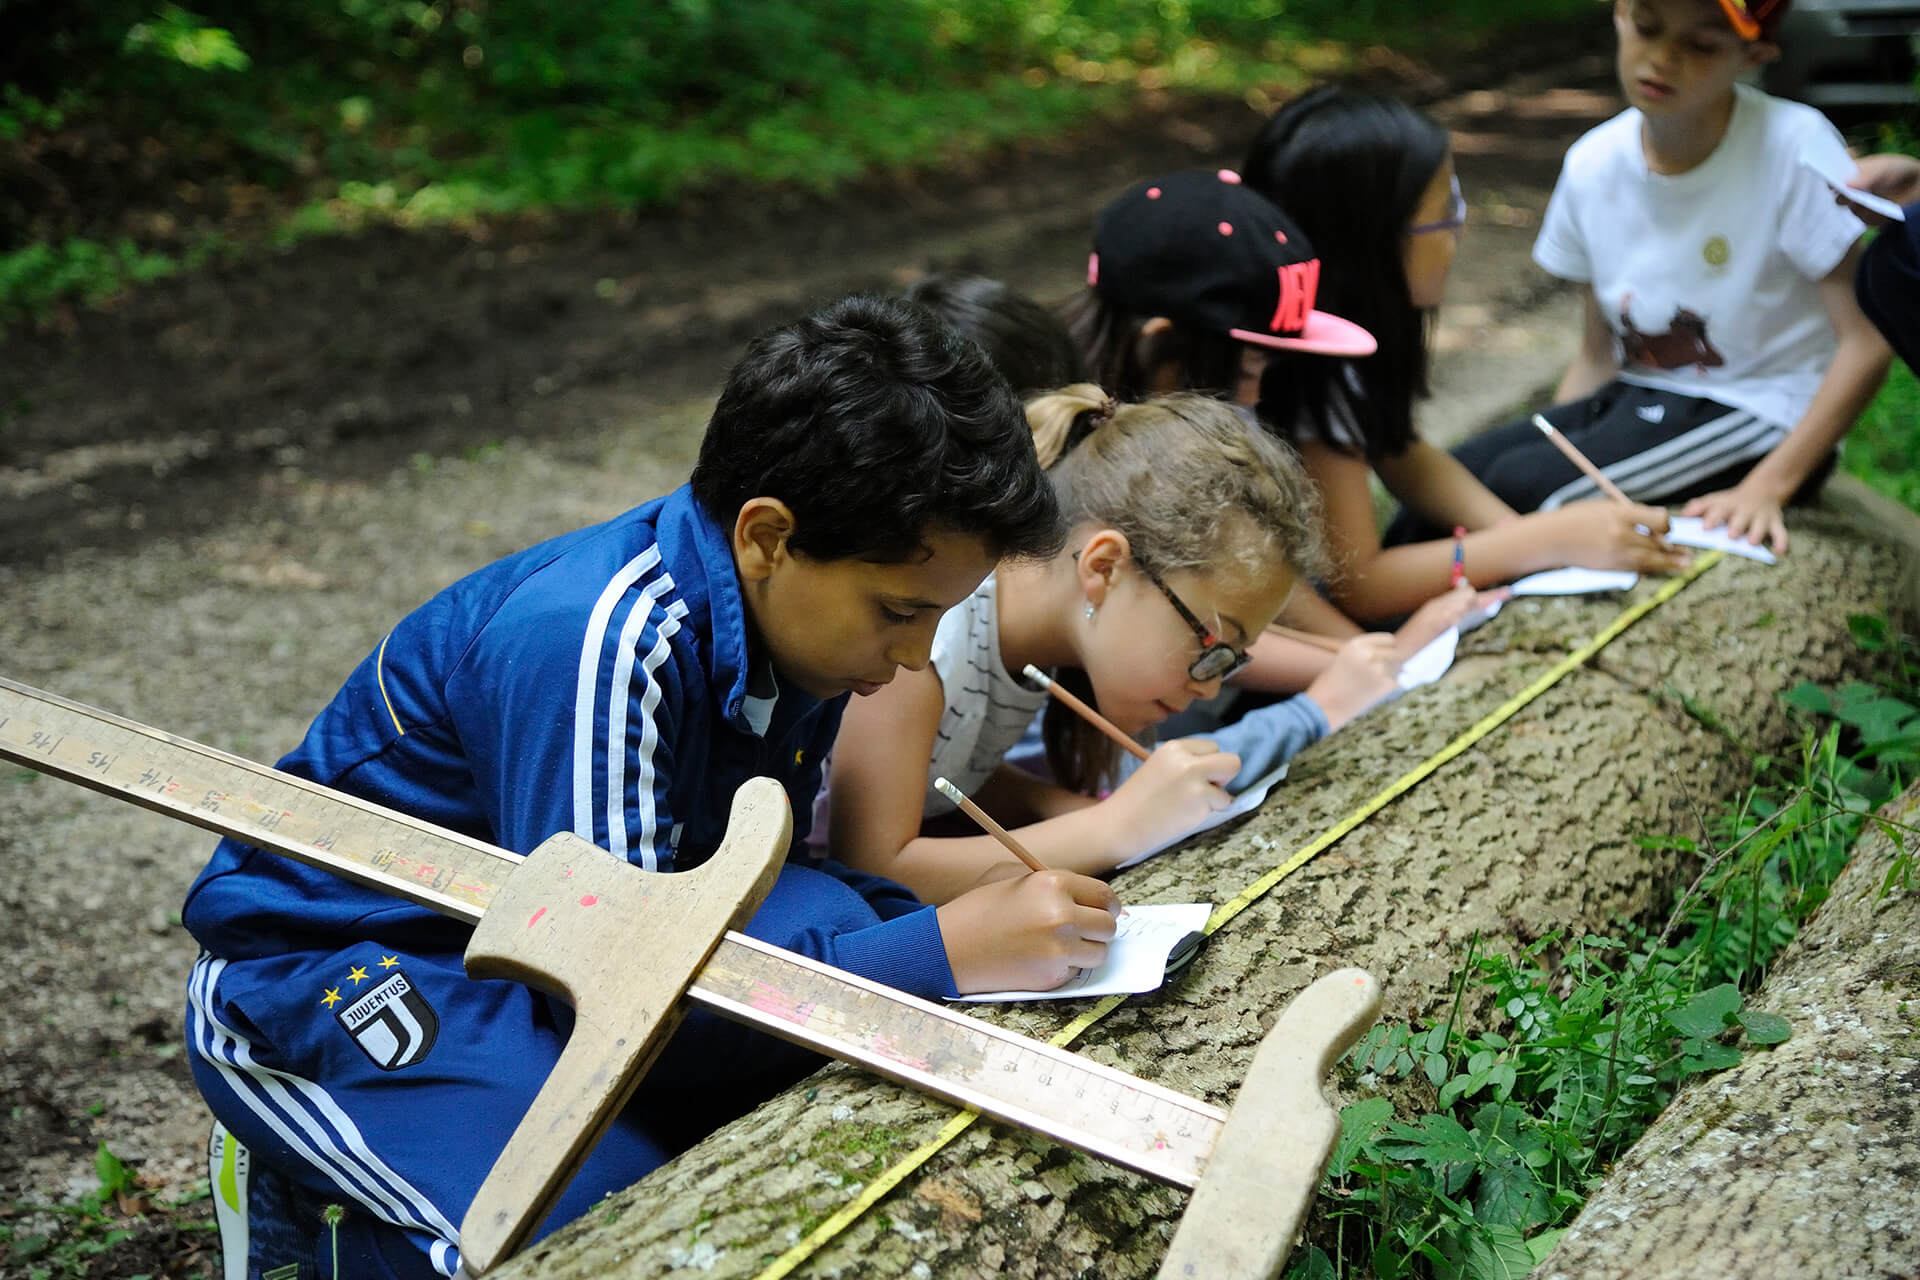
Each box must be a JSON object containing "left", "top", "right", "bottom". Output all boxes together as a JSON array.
[
  {"left": 3, "top": 0, "right": 1592, "bottom": 218},
  {"left": 0, "top": 0, "right": 1594, "bottom": 318}
]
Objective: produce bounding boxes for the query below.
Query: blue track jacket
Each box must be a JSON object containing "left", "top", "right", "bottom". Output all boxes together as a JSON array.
[{"left": 182, "top": 484, "right": 955, "bottom": 995}]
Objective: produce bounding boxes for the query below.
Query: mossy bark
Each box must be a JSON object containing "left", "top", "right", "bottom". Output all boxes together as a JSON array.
[
  {"left": 495, "top": 509, "right": 1907, "bottom": 1280},
  {"left": 1533, "top": 781, "right": 1920, "bottom": 1280}
]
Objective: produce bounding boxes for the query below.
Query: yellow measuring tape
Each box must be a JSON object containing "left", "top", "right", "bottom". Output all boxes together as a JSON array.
[{"left": 755, "top": 551, "right": 1724, "bottom": 1279}]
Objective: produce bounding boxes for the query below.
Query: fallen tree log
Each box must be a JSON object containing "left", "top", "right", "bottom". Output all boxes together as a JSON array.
[
  {"left": 497, "top": 505, "right": 1909, "bottom": 1280},
  {"left": 1534, "top": 780, "right": 1920, "bottom": 1280}
]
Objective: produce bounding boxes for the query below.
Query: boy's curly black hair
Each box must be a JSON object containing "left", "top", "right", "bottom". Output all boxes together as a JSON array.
[{"left": 692, "top": 294, "right": 1063, "bottom": 564}]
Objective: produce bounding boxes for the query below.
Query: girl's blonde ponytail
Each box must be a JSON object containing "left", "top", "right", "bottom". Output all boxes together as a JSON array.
[{"left": 1026, "top": 384, "right": 1117, "bottom": 468}]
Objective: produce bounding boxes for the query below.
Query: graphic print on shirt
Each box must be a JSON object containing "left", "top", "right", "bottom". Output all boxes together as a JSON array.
[
  {"left": 331, "top": 957, "right": 439, "bottom": 1070},
  {"left": 1619, "top": 293, "right": 1725, "bottom": 373}
]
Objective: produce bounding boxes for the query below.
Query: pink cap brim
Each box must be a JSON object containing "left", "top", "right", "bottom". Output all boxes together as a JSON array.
[{"left": 1231, "top": 310, "right": 1377, "bottom": 358}]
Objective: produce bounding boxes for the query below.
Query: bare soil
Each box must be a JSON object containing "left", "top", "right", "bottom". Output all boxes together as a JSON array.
[{"left": 0, "top": 25, "right": 1632, "bottom": 1277}]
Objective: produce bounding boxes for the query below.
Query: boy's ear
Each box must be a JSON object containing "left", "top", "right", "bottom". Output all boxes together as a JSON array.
[
  {"left": 733, "top": 497, "right": 798, "bottom": 583},
  {"left": 1076, "top": 527, "right": 1132, "bottom": 608},
  {"left": 1745, "top": 39, "right": 1780, "bottom": 68}
]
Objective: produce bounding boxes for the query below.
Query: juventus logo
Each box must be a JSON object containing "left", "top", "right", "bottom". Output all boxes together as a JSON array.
[{"left": 336, "top": 968, "right": 439, "bottom": 1070}]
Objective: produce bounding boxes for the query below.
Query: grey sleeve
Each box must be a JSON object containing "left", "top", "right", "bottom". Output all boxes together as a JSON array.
[{"left": 1203, "top": 695, "right": 1331, "bottom": 793}]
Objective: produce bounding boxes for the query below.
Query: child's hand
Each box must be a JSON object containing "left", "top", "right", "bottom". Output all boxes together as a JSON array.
[
  {"left": 1540, "top": 500, "right": 1691, "bottom": 574},
  {"left": 1305, "top": 633, "right": 1399, "bottom": 731},
  {"left": 1099, "top": 739, "right": 1240, "bottom": 858},
  {"left": 938, "top": 870, "right": 1121, "bottom": 993},
  {"left": 1843, "top": 153, "right": 1920, "bottom": 226},
  {"left": 1683, "top": 483, "right": 1788, "bottom": 556},
  {"left": 1391, "top": 581, "right": 1485, "bottom": 661}
]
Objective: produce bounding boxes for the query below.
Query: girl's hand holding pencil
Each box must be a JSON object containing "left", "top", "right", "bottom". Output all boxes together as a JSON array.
[
  {"left": 1537, "top": 501, "right": 1690, "bottom": 575},
  {"left": 1528, "top": 413, "right": 1690, "bottom": 574},
  {"left": 1305, "top": 634, "right": 1401, "bottom": 731},
  {"left": 1019, "top": 663, "right": 1241, "bottom": 862},
  {"left": 1095, "top": 741, "right": 1242, "bottom": 859}
]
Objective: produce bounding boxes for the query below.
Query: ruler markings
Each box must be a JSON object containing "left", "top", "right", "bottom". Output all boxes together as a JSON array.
[{"left": 2, "top": 676, "right": 1225, "bottom": 1189}]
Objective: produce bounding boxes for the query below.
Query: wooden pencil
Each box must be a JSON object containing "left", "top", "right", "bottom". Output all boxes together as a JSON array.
[
  {"left": 933, "top": 777, "right": 1048, "bottom": 873},
  {"left": 1532, "top": 414, "right": 1633, "bottom": 507},
  {"left": 1020, "top": 664, "right": 1151, "bottom": 762}
]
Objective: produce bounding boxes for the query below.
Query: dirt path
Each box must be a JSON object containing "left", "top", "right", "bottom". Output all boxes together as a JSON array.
[{"left": 0, "top": 29, "right": 1620, "bottom": 1277}]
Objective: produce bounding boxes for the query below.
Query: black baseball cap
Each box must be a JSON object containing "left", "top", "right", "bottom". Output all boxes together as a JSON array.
[{"left": 1089, "top": 169, "right": 1377, "bottom": 358}]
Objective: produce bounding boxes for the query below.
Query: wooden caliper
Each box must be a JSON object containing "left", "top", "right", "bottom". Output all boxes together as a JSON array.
[{"left": 0, "top": 676, "right": 1381, "bottom": 1277}]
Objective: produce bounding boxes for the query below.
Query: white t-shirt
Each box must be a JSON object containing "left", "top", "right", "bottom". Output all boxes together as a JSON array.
[
  {"left": 922, "top": 573, "right": 1048, "bottom": 816},
  {"left": 1533, "top": 84, "right": 1863, "bottom": 432}
]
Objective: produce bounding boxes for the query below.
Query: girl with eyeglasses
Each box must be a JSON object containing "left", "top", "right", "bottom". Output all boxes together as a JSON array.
[
  {"left": 1060, "top": 165, "right": 1504, "bottom": 704},
  {"left": 825, "top": 388, "right": 1402, "bottom": 900},
  {"left": 1241, "top": 87, "right": 1688, "bottom": 629}
]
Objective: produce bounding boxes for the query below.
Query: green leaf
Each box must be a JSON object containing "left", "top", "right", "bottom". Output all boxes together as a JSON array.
[
  {"left": 1848, "top": 613, "right": 1891, "bottom": 651},
  {"left": 1665, "top": 983, "right": 1741, "bottom": 1038},
  {"left": 1780, "top": 682, "right": 1833, "bottom": 715},
  {"left": 1283, "top": 1245, "right": 1338, "bottom": 1280},
  {"left": 1681, "top": 1041, "right": 1744, "bottom": 1073},
  {"left": 1330, "top": 1097, "right": 1395, "bottom": 1179},
  {"left": 1735, "top": 1010, "right": 1792, "bottom": 1045},
  {"left": 94, "top": 1141, "right": 136, "bottom": 1201},
  {"left": 1461, "top": 1223, "right": 1536, "bottom": 1280},
  {"left": 1526, "top": 1228, "right": 1568, "bottom": 1263},
  {"left": 1473, "top": 1159, "right": 1551, "bottom": 1230},
  {"left": 1377, "top": 1114, "right": 1478, "bottom": 1168}
]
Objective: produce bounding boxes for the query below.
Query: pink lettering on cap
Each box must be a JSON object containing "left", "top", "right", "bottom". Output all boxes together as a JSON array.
[
  {"left": 1270, "top": 258, "right": 1322, "bottom": 334},
  {"left": 1087, "top": 252, "right": 1099, "bottom": 286},
  {"left": 1274, "top": 229, "right": 1288, "bottom": 245},
  {"left": 1218, "top": 169, "right": 1242, "bottom": 184}
]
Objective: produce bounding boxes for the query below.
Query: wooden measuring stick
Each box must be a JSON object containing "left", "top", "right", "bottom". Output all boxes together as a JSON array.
[
  {"left": 934, "top": 775, "right": 1049, "bottom": 872},
  {"left": 1532, "top": 414, "right": 1633, "bottom": 507},
  {"left": 1158, "top": 968, "right": 1381, "bottom": 1279},
  {"left": 1021, "top": 664, "right": 1151, "bottom": 762},
  {"left": 0, "top": 676, "right": 1381, "bottom": 1278},
  {"left": 1271, "top": 625, "right": 1342, "bottom": 655}
]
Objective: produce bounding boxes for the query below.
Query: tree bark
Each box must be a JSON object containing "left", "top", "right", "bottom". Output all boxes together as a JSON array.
[
  {"left": 495, "top": 506, "right": 1910, "bottom": 1280},
  {"left": 1533, "top": 780, "right": 1920, "bottom": 1280}
]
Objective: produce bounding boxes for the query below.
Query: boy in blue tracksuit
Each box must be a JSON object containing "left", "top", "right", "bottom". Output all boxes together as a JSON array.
[{"left": 181, "top": 295, "right": 1116, "bottom": 1278}]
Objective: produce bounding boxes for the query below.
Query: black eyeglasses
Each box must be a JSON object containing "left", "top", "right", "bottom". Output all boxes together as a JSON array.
[
  {"left": 1135, "top": 561, "right": 1251, "bottom": 683},
  {"left": 1407, "top": 173, "right": 1467, "bottom": 238}
]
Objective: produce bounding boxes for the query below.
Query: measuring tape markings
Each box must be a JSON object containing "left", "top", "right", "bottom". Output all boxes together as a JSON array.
[{"left": 753, "top": 551, "right": 1725, "bottom": 1279}]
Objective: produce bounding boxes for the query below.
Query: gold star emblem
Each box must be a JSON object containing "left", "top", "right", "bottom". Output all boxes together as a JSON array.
[
  {"left": 347, "top": 966, "right": 369, "bottom": 986},
  {"left": 794, "top": 749, "right": 805, "bottom": 765},
  {"left": 321, "top": 987, "right": 343, "bottom": 1008},
  {"left": 378, "top": 954, "right": 399, "bottom": 969}
]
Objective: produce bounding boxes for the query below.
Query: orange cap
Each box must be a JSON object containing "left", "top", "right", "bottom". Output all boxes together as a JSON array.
[{"left": 1715, "top": 0, "right": 1790, "bottom": 40}]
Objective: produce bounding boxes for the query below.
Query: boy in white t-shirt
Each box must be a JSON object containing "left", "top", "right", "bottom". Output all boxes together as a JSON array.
[{"left": 1444, "top": 0, "right": 1890, "bottom": 555}]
